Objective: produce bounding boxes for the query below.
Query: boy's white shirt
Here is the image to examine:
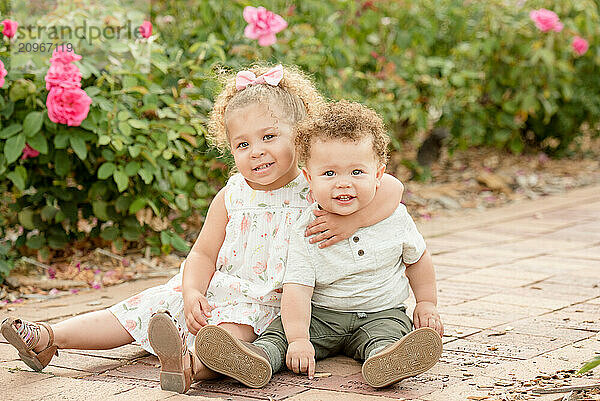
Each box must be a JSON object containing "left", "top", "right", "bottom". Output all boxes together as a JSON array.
[{"left": 283, "top": 202, "right": 426, "bottom": 312}]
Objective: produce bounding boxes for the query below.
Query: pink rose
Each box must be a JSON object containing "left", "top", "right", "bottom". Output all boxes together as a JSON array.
[
  {"left": 572, "top": 36, "right": 589, "bottom": 56},
  {"left": 2, "top": 19, "right": 18, "bottom": 38},
  {"left": 49, "top": 46, "right": 82, "bottom": 64},
  {"left": 252, "top": 261, "right": 267, "bottom": 275},
  {"left": 243, "top": 6, "right": 287, "bottom": 46},
  {"left": 21, "top": 144, "right": 40, "bottom": 160},
  {"left": 0, "top": 60, "right": 7, "bottom": 88},
  {"left": 139, "top": 20, "right": 152, "bottom": 38},
  {"left": 44, "top": 62, "right": 82, "bottom": 90},
  {"left": 124, "top": 320, "right": 137, "bottom": 331},
  {"left": 46, "top": 87, "right": 92, "bottom": 126},
  {"left": 529, "top": 9, "right": 563, "bottom": 33}
]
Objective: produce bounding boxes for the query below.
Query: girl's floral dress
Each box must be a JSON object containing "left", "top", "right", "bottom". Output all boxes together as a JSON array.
[{"left": 109, "top": 172, "right": 310, "bottom": 354}]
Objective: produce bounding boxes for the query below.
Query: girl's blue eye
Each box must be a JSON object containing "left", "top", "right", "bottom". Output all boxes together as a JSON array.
[
  {"left": 324, "top": 171, "right": 335, "bottom": 177},
  {"left": 237, "top": 142, "right": 248, "bottom": 149},
  {"left": 263, "top": 134, "right": 275, "bottom": 140},
  {"left": 352, "top": 169, "right": 363, "bottom": 175}
]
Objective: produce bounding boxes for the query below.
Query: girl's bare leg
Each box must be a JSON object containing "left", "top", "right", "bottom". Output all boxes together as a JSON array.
[
  {"left": 33, "top": 309, "right": 134, "bottom": 352},
  {"left": 191, "top": 322, "right": 257, "bottom": 380}
]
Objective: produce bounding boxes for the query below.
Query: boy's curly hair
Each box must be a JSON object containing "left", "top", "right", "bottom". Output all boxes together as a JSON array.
[
  {"left": 295, "top": 100, "right": 390, "bottom": 165},
  {"left": 208, "top": 63, "right": 324, "bottom": 152}
]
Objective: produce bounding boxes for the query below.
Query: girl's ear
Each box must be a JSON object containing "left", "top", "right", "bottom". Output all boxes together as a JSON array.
[
  {"left": 375, "top": 164, "right": 386, "bottom": 188},
  {"left": 302, "top": 167, "right": 312, "bottom": 185}
]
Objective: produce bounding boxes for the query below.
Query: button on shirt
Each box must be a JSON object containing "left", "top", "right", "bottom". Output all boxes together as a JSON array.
[{"left": 284, "top": 203, "right": 427, "bottom": 312}]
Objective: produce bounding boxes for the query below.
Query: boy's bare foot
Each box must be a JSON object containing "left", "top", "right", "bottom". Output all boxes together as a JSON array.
[
  {"left": 362, "top": 327, "right": 442, "bottom": 388},
  {"left": 195, "top": 325, "right": 272, "bottom": 388}
]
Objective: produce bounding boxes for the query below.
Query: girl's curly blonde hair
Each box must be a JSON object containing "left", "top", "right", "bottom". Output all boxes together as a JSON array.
[{"left": 207, "top": 63, "right": 324, "bottom": 152}]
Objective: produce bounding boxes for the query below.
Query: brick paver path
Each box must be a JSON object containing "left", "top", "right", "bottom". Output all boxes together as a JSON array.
[{"left": 2, "top": 185, "right": 599, "bottom": 400}]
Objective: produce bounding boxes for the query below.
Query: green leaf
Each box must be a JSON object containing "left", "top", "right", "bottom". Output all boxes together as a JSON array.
[
  {"left": 84, "top": 87, "right": 101, "bottom": 97},
  {"left": 122, "top": 225, "right": 141, "bottom": 241},
  {"left": 23, "top": 112, "right": 44, "bottom": 137},
  {"left": 70, "top": 136, "right": 87, "bottom": 160},
  {"left": 175, "top": 194, "right": 189, "bottom": 211},
  {"left": 41, "top": 205, "right": 58, "bottom": 221},
  {"left": 54, "top": 151, "right": 71, "bottom": 177},
  {"left": 92, "top": 200, "right": 110, "bottom": 221},
  {"left": 27, "top": 133, "right": 48, "bottom": 154},
  {"left": 124, "top": 161, "right": 140, "bottom": 176},
  {"left": 98, "top": 162, "right": 116, "bottom": 179},
  {"left": 18, "top": 209, "right": 36, "bottom": 230},
  {"left": 172, "top": 169, "right": 188, "bottom": 189},
  {"left": 138, "top": 168, "right": 153, "bottom": 184},
  {"left": 128, "top": 119, "right": 149, "bottom": 130},
  {"left": 98, "top": 135, "right": 111, "bottom": 145},
  {"left": 578, "top": 356, "right": 600, "bottom": 375},
  {"left": 169, "top": 232, "right": 190, "bottom": 252},
  {"left": 113, "top": 170, "right": 128, "bottom": 192},
  {"left": 115, "top": 196, "right": 132, "bottom": 213},
  {"left": 48, "top": 234, "right": 68, "bottom": 249},
  {"left": 129, "top": 198, "right": 146, "bottom": 214},
  {"left": 0, "top": 124, "right": 22, "bottom": 139},
  {"left": 7, "top": 166, "right": 27, "bottom": 190},
  {"left": 54, "top": 132, "right": 70, "bottom": 148},
  {"left": 26, "top": 235, "right": 45, "bottom": 250},
  {"left": 5, "top": 134, "right": 26, "bottom": 164},
  {"left": 100, "top": 226, "right": 119, "bottom": 241},
  {"left": 118, "top": 121, "right": 132, "bottom": 136},
  {"left": 128, "top": 144, "right": 142, "bottom": 158}
]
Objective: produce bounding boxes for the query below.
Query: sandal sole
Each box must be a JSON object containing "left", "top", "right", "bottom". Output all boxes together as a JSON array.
[
  {"left": 362, "top": 327, "right": 442, "bottom": 388},
  {"left": 148, "top": 312, "right": 188, "bottom": 393},
  {"left": 1, "top": 318, "right": 44, "bottom": 371},
  {"left": 195, "top": 325, "right": 271, "bottom": 388}
]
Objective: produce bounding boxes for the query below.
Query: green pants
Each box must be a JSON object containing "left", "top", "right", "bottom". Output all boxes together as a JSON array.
[{"left": 254, "top": 305, "right": 412, "bottom": 373}]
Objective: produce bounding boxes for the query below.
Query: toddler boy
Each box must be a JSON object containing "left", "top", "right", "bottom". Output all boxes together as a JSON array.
[{"left": 196, "top": 101, "right": 443, "bottom": 388}]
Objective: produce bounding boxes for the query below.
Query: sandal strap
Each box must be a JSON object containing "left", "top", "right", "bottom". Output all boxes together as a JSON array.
[
  {"left": 38, "top": 322, "right": 55, "bottom": 348},
  {"left": 13, "top": 319, "right": 41, "bottom": 351}
]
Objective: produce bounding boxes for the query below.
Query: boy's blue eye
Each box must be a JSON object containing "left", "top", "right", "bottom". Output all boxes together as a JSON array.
[
  {"left": 352, "top": 169, "right": 363, "bottom": 175},
  {"left": 323, "top": 171, "right": 335, "bottom": 177},
  {"left": 237, "top": 142, "right": 248, "bottom": 149}
]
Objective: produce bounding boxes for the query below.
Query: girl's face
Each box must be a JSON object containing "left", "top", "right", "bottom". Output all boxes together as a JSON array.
[{"left": 226, "top": 102, "right": 300, "bottom": 191}]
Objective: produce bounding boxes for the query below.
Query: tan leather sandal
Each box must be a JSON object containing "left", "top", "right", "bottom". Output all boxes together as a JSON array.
[
  {"left": 1, "top": 317, "right": 59, "bottom": 372},
  {"left": 148, "top": 310, "right": 194, "bottom": 394}
]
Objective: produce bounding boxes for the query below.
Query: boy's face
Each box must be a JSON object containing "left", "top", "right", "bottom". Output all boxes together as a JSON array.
[{"left": 302, "top": 136, "right": 385, "bottom": 215}]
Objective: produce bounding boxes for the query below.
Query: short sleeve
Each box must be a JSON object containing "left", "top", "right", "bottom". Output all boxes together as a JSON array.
[
  {"left": 283, "top": 213, "right": 316, "bottom": 287},
  {"left": 398, "top": 205, "right": 427, "bottom": 264}
]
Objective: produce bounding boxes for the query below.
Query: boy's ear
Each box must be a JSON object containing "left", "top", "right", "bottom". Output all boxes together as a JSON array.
[
  {"left": 375, "top": 164, "right": 386, "bottom": 188},
  {"left": 302, "top": 167, "right": 312, "bottom": 185}
]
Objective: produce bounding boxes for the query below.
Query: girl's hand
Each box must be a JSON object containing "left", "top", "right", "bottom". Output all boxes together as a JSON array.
[
  {"left": 183, "top": 289, "right": 213, "bottom": 335},
  {"left": 286, "top": 339, "right": 316, "bottom": 379},
  {"left": 413, "top": 301, "right": 443, "bottom": 337},
  {"left": 304, "top": 209, "right": 358, "bottom": 248}
]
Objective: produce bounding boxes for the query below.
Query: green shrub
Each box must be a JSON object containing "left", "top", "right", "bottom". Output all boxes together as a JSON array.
[{"left": 0, "top": 1, "right": 227, "bottom": 278}]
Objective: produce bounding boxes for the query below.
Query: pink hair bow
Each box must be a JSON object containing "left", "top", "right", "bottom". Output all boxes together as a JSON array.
[{"left": 235, "top": 64, "right": 283, "bottom": 91}]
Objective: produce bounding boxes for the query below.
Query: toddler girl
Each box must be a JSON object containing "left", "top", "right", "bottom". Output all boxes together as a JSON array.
[{"left": 1, "top": 64, "right": 403, "bottom": 393}]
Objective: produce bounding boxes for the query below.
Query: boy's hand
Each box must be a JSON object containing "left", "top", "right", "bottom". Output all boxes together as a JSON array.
[
  {"left": 413, "top": 301, "right": 443, "bottom": 337},
  {"left": 305, "top": 209, "right": 358, "bottom": 248},
  {"left": 286, "top": 339, "right": 316, "bottom": 379},
  {"left": 183, "top": 289, "right": 213, "bottom": 335}
]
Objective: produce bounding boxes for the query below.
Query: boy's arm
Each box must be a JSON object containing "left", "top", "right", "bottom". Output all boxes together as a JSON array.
[
  {"left": 405, "top": 249, "right": 443, "bottom": 336},
  {"left": 281, "top": 283, "right": 316, "bottom": 379},
  {"left": 182, "top": 188, "right": 228, "bottom": 334},
  {"left": 306, "top": 173, "right": 404, "bottom": 248}
]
